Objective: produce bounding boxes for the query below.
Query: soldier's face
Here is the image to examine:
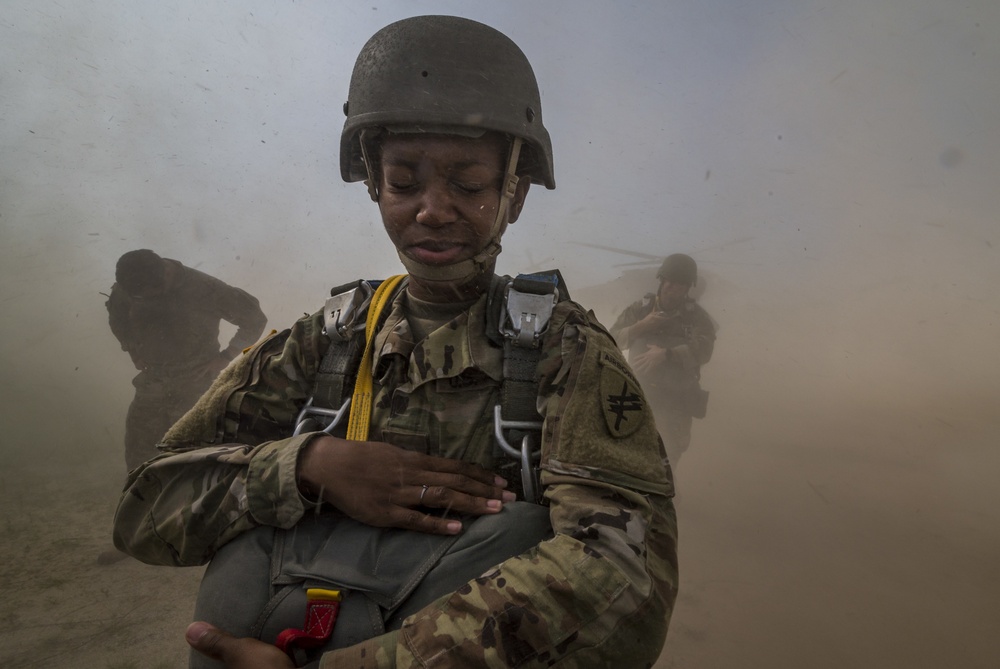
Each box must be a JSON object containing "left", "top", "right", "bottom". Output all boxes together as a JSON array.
[
  {"left": 658, "top": 280, "right": 689, "bottom": 308},
  {"left": 377, "top": 133, "right": 528, "bottom": 268}
]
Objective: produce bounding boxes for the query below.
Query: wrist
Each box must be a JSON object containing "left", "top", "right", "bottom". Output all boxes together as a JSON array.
[{"left": 296, "top": 434, "right": 335, "bottom": 502}]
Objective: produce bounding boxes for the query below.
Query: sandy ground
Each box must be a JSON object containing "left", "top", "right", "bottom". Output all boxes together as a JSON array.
[{"left": 0, "top": 448, "right": 203, "bottom": 668}]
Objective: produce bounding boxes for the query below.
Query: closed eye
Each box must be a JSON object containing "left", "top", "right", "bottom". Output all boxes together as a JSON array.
[
  {"left": 386, "top": 180, "right": 417, "bottom": 192},
  {"left": 453, "top": 181, "right": 487, "bottom": 194}
]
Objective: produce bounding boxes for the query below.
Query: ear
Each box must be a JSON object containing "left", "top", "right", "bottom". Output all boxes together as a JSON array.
[{"left": 507, "top": 179, "right": 531, "bottom": 225}]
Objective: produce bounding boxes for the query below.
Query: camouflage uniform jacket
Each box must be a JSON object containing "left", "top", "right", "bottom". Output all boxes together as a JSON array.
[
  {"left": 114, "top": 283, "right": 678, "bottom": 668},
  {"left": 610, "top": 296, "right": 716, "bottom": 396}
]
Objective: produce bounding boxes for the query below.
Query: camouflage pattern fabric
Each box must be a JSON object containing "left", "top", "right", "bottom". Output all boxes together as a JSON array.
[
  {"left": 610, "top": 296, "right": 715, "bottom": 466},
  {"left": 114, "top": 281, "right": 678, "bottom": 667}
]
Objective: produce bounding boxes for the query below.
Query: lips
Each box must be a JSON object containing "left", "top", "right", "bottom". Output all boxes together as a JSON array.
[{"left": 405, "top": 240, "right": 468, "bottom": 265}]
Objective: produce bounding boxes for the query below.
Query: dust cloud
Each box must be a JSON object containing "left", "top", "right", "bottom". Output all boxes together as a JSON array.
[{"left": 2, "top": 1, "right": 998, "bottom": 667}]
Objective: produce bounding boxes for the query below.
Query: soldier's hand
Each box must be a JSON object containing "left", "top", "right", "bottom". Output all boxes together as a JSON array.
[
  {"left": 186, "top": 622, "right": 293, "bottom": 669},
  {"left": 630, "top": 309, "right": 670, "bottom": 337},
  {"left": 632, "top": 344, "right": 668, "bottom": 374},
  {"left": 298, "top": 435, "right": 515, "bottom": 535}
]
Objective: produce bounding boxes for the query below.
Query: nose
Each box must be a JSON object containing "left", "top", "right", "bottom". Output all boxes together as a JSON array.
[{"left": 414, "top": 181, "right": 455, "bottom": 227}]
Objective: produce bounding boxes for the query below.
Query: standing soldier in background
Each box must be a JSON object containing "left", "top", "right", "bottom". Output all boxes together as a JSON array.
[
  {"left": 611, "top": 253, "right": 716, "bottom": 469},
  {"left": 106, "top": 249, "right": 268, "bottom": 472}
]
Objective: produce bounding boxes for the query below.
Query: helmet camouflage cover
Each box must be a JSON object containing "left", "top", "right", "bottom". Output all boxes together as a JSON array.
[{"left": 340, "top": 15, "right": 555, "bottom": 189}]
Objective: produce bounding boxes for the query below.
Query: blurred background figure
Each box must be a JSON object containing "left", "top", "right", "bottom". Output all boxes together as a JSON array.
[
  {"left": 610, "top": 253, "right": 716, "bottom": 471},
  {"left": 106, "top": 249, "right": 267, "bottom": 472},
  {"left": 98, "top": 249, "right": 266, "bottom": 565}
]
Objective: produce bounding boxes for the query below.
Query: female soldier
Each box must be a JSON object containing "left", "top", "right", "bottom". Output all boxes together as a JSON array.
[{"left": 115, "top": 15, "right": 677, "bottom": 668}]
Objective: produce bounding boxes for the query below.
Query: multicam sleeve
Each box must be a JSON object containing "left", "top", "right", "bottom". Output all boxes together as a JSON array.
[
  {"left": 113, "top": 437, "right": 312, "bottom": 566},
  {"left": 113, "top": 312, "right": 328, "bottom": 567},
  {"left": 319, "top": 304, "right": 678, "bottom": 668}
]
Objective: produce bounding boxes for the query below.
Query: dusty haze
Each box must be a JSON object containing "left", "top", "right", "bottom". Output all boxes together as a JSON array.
[{"left": 2, "top": 1, "right": 998, "bottom": 667}]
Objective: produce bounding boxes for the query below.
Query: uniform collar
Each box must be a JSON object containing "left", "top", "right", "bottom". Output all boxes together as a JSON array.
[{"left": 373, "top": 289, "right": 503, "bottom": 386}]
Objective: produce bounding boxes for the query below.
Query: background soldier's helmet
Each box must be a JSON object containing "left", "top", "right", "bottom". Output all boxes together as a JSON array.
[
  {"left": 657, "top": 253, "right": 698, "bottom": 285},
  {"left": 116, "top": 249, "right": 166, "bottom": 295},
  {"left": 340, "top": 15, "right": 555, "bottom": 189}
]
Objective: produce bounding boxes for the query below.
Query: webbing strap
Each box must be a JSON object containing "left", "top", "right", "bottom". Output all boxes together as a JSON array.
[
  {"left": 312, "top": 335, "right": 360, "bottom": 412},
  {"left": 345, "top": 274, "right": 406, "bottom": 442},
  {"left": 500, "top": 271, "right": 565, "bottom": 426},
  {"left": 501, "top": 341, "right": 542, "bottom": 425}
]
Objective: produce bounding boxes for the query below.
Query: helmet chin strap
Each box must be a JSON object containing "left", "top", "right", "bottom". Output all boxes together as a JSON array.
[{"left": 365, "top": 135, "right": 523, "bottom": 285}]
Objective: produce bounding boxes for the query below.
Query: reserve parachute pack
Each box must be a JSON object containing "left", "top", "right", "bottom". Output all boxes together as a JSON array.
[{"left": 191, "top": 272, "right": 568, "bottom": 669}]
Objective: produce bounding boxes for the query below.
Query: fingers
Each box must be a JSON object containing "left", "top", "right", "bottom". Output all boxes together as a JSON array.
[
  {"left": 186, "top": 622, "right": 294, "bottom": 668},
  {"left": 364, "top": 482, "right": 508, "bottom": 534},
  {"left": 417, "top": 483, "right": 510, "bottom": 513},
  {"left": 392, "top": 451, "right": 512, "bottom": 501},
  {"left": 301, "top": 436, "right": 518, "bottom": 535},
  {"left": 418, "top": 453, "right": 503, "bottom": 488},
  {"left": 186, "top": 622, "right": 233, "bottom": 661},
  {"left": 431, "top": 470, "right": 512, "bottom": 499},
  {"left": 391, "top": 507, "right": 465, "bottom": 535},
  {"left": 370, "top": 480, "right": 514, "bottom": 535}
]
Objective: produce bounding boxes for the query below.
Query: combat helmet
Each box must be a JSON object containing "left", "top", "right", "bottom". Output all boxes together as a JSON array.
[
  {"left": 340, "top": 16, "right": 555, "bottom": 284},
  {"left": 657, "top": 253, "right": 698, "bottom": 285},
  {"left": 116, "top": 249, "right": 166, "bottom": 296},
  {"left": 340, "top": 15, "right": 554, "bottom": 190}
]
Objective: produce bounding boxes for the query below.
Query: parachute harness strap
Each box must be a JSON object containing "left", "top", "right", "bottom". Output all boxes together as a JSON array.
[{"left": 345, "top": 274, "right": 406, "bottom": 442}]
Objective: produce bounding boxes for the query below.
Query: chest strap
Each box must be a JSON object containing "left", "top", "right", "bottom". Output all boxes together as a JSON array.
[
  {"left": 346, "top": 274, "right": 406, "bottom": 441},
  {"left": 490, "top": 271, "right": 567, "bottom": 503},
  {"left": 293, "top": 277, "right": 407, "bottom": 437}
]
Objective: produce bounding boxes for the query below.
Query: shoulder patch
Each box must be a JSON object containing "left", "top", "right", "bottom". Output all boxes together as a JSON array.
[{"left": 598, "top": 351, "right": 645, "bottom": 438}]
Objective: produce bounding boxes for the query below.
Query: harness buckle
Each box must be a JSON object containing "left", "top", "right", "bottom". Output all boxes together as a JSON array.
[
  {"left": 322, "top": 282, "right": 373, "bottom": 342},
  {"left": 499, "top": 281, "right": 556, "bottom": 348},
  {"left": 493, "top": 405, "right": 542, "bottom": 504},
  {"left": 293, "top": 397, "right": 352, "bottom": 437}
]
